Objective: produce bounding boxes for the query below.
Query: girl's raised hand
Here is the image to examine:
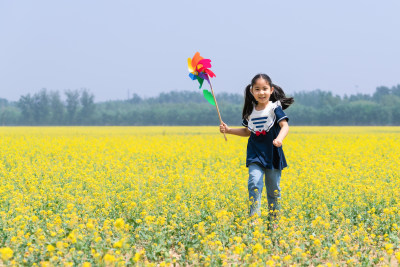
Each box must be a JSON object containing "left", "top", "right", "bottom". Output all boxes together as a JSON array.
[{"left": 220, "top": 122, "right": 230, "bottom": 134}]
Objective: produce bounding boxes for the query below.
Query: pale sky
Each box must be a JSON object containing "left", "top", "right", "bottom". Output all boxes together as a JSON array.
[{"left": 1, "top": 0, "right": 399, "bottom": 102}]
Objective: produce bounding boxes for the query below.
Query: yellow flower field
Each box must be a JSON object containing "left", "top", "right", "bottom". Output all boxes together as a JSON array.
[{"left": 0, "top": 126, "right": 399, "bottom": 266}]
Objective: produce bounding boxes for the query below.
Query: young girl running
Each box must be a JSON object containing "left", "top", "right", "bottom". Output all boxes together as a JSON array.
[{"left": 219, "top": 73, "right": 293, "bottom": 221}]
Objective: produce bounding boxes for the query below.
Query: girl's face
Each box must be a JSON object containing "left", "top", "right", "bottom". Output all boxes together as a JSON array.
[{"left": 250, "top": 78, "right": 274, "bottom": 104}]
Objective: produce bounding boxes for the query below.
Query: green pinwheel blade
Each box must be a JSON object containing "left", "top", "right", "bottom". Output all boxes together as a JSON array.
[
  {"left": 198, "top": 78, "right": 204, "bottom": 89},
  {"left": 203, "top": 90, "right": 216, "bottom": 106}
]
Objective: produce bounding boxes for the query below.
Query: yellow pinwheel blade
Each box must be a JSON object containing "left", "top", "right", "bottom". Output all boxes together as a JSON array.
[{"left": 188, "top": 58, "right": 194, "bottom": 73}]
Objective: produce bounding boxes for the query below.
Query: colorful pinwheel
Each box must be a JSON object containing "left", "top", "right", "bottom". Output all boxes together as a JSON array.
[
  {"left": 187, "top": 52, "right": 227, "bottom": 141},
  {"left": 188, "top": 52, "right": 217, "bottom": 106},
  {"left": 188, "top": 52, "right": 216, "bottom": 89}
]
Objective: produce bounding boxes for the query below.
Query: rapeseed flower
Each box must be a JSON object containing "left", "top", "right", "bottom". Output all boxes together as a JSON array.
[
  {"left": 0, "top": 126, "right": 399, "bottom": 265},
  {"left": 0, "top": 247, "right": 13, "bottom": 261}
]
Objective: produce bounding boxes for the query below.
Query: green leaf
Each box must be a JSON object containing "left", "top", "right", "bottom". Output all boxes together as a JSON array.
[{"left": 203, "top": 90, "right": 216, "bottom": 106}]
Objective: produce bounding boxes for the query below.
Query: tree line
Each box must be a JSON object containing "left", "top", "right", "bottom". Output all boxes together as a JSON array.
[{"left": 0, "top": 85, "right": 399, "bottom": 126}]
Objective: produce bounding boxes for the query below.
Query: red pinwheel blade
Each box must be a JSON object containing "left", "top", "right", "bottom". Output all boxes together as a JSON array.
[
  {"left": 204, "top": 69, "right": 216, "bottom": 78},
  {"left": 198, "top": 59, "right": 211, "bottom": 69}
]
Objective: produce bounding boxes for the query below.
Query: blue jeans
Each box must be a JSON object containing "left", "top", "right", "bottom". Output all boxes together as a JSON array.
[{"left": 248, "top": 163, "right": 281, "bottom": 218}]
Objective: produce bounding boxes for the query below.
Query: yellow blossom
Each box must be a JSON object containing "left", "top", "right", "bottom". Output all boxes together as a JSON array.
[
  {"left": 114, "top": 218, "right": 125, "bottom": 229},
  {"left": 103, "top": 253, "right": 115, "bottom": 264},
  {"left": 47, "top": 245, "right": 55, "bottom": 252},
  {"left": 0, "top": 247, "right": 13, "bottom": 261}
]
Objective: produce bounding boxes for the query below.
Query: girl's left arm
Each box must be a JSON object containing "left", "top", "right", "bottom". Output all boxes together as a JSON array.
[{"left": 273, "top": 120, "right": 289, "bottom": 147}]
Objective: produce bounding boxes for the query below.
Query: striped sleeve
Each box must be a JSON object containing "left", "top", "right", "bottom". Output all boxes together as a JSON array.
[{"left": 275, "top": 106, "right": 289, "bottom": 123}]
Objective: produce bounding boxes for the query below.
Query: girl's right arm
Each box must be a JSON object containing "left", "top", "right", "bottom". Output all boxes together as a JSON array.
[{"left": 220, "top": 122, "right": 251, "bottom": 137}]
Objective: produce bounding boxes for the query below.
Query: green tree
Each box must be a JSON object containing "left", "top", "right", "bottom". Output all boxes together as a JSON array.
[
  {"left": 79, "top": 89, "right": 95, "bottom": 125},
  {"left": 373, "top": 86, "right": 390, "bottom": 102},
  {"left": 392, "top": 84, "right": 400, "bottom": 97},
  {"left": 17, "top": 94, "right": 34, "bottom": 124},
  {"left": 49, "top": 91, "right": 65, "bottom": 125},
  {"left": 0, "top": 106, "right": 20, "bottom": 125},
  {"left": 65, "top": 90, "right": 80, "bottom": 125},
  {"left": 32, "top": 89, "right": 50, "bottom": 125}
]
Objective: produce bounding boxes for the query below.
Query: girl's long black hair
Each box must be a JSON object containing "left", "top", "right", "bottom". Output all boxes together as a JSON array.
[{"left": 242, "top": 73, "right": 294, "bottom": 119}]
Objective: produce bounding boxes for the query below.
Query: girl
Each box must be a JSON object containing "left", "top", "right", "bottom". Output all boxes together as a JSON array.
[{"left": 220, "top": 73, "right": 293, "bottom": 222}]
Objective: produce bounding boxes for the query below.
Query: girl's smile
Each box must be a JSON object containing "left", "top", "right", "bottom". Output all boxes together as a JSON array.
[{"left": 250, "top": 78, "right": 274, "bottom": 109}]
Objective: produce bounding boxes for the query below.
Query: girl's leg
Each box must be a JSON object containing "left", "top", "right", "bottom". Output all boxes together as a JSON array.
[
  {"left": 248, "top": 163, "right": 265, "bottom": 217},
  {"left": 264, "top": 169, "right": 281, "bottom": 220}
]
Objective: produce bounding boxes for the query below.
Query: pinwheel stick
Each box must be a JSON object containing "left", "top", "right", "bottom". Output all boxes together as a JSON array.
[{"left": 208, "top": 79, "right": 227, "bottom": 141}]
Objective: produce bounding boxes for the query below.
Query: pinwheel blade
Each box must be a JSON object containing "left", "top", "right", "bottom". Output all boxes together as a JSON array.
[
  {"left": 191, "top": 52, "right": 203, "bottom": 69},
  {"left": 203, "top": 89, "right": 216, "bottom": 106},
  {"left": 198, "top": 59, "right": 211, "bottom": 69},
  {"left": 198, "top": 77, "right": 204, "bottom": 88},
  {"left": 204, "top": 69, "right": 216, "bottom": 78},
  {"left": 188, "top": 58, "right": 194, "bottom": 73},
  {"left": 188, "top": 73, "right": 197, "bottom": 80},
  {"left": 198, "top": 72, "right": 210, "bottom": 85}
]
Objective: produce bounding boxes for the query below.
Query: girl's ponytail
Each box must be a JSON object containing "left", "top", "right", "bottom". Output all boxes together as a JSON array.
[
  {"left": 270, "top": 83, "right": 294, "bottom": 110},
  {"left": 242, "top": 84, "right": 257, "bottom": 120}
]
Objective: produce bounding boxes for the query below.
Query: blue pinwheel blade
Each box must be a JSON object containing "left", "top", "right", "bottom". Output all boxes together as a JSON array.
[{"left": 188, "top": 73, "right": 197, "bottom": 80}]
